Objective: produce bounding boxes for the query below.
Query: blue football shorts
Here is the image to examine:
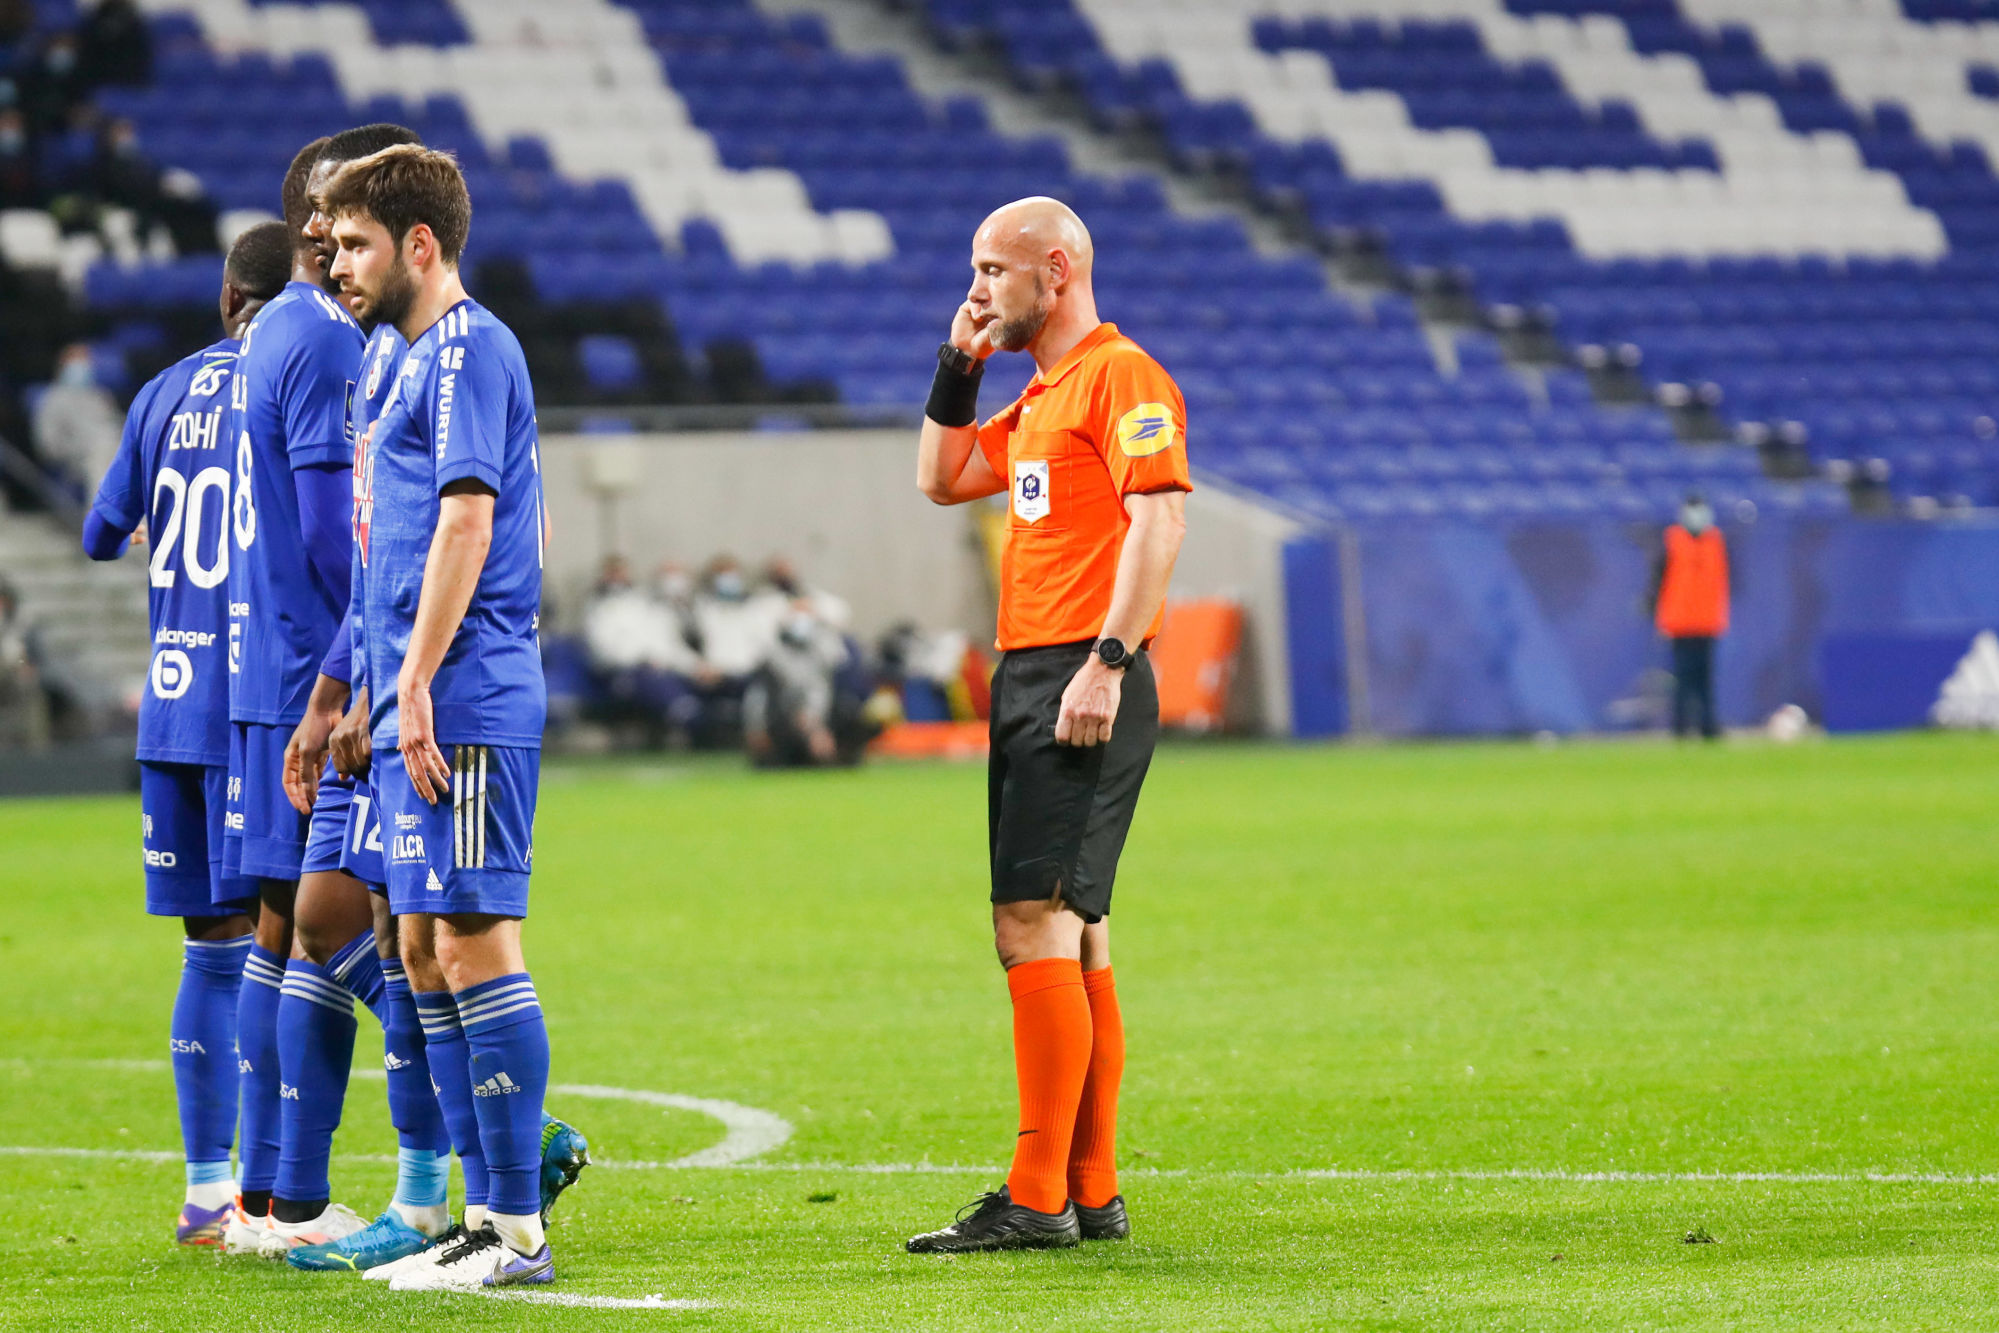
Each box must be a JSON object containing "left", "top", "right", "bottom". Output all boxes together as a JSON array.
[
  {"left": 378, "top": 742, "right": 537, "bottom": 918},
  {"left": 139, "top": 760, "right": 257, "bottom": 917},
  {"left": 341, "top": 772, "right": 388, "bottom": 890},
  {"left": 300, "top": 762, "right": 355, "bottom": 876},
  {"left": 223, "top": 721, "right": 308, "bottom": 882}
]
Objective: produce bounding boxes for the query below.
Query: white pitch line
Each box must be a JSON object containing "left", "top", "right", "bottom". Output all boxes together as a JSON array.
[
  {"left": 471, "top": 1291, "right": 714, "bottom": 1310},
  {"left": 8, "top": 1063, "right": 795, "bottom": 1171},
  {"left": 549, "top": 1083, "right": 793, "bottom": 1169},
  {"left": 6, "top": 1147, "right": 1997, "bottom": 1187}
]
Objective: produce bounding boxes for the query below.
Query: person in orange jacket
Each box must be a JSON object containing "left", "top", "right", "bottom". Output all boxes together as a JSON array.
[{"left": 1648, "top": 493, "right": 1730, "bottom": 739}]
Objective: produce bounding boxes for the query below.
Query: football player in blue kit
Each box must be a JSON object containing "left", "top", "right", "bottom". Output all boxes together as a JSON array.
[
  {"left": 281, "top": 140, "right": 587, "bottom": 1281},
  {"left": 83, "top": 220, "right": 294, "bottom": 1246},
  {"left": 321, "top": 144, "right": 574, "bottom": 1290},
  {"left": 230, "top": 122, "right": 447, "bottom": 1264},
  {"left": 220, "top": 128, "right": 400, "bottom": 1256}
]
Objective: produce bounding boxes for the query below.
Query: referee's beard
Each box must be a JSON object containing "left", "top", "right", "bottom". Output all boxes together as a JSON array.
[{"left": 988, "top": 278, "right": 1051, "bottom": 354}]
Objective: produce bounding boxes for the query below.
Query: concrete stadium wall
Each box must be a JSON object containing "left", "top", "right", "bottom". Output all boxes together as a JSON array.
[{"left": 539, "top": 431, "right": 1303, "bottom": 734}]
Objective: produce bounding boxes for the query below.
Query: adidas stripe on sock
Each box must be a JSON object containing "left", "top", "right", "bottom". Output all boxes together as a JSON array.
[
  {"left": 418, "top": 991, "right": 488, "bottom": 1209},
  {"left": 381, "top": 956, "right": 453, "bottom": 1166},
  {"left": 273, "top": 955, "right": 358, "bottom": 1208},
  {"left": 455, "top": 973, "right": 550, "bottom": 1220},
  {"left": 327, "top": 931, "right": 386, "bottom": 1018}
]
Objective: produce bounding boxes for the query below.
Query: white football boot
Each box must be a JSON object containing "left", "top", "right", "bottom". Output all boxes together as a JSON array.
[
  {"left": 362, "top": 1221, "right": 466, "bottom": 1282},
  {"left": 255, "top": 1201, "right": 368, "bottom": 1258},
  {"left": 220, "top": 1201, "right": 270, "bottom": 1256}
]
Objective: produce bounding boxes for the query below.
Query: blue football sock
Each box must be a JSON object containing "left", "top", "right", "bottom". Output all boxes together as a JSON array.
[
  {"left": 174, "top": 935, "right": 249, "bottom": 1186},
  {"left": 395, "top": 1146, "right": 451, "bottom": 1211},
  {"left": 273, "top": 954, "right": 358, "bottom": 1206},
  {"left": 234, "top": 943, "right": 287, "bottom": 1196},
  {"left": 456, "top": 972, "right": 550, "bottom": 1219},
  {"left": 327, "top": 931, "right": 386, "bottom": 1021},
  {"left": 380, "top": 956, "right": 452, "bottom": 1161},
  {"left": 417, "top": 991, "right": 488, "bottom": 1209}
]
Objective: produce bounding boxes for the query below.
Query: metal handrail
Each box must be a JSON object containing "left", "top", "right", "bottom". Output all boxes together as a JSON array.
[{"left": 0, "top": 434, "right": 85, "bottom": 530}]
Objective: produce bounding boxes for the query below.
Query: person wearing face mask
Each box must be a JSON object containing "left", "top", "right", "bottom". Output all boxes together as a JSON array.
[
  {"left": 744, "top": 599, "right": 851, "bottom": 768},
  {"left": 579, "top": 555, "right": 701, "bottom": 747},
  {"left": 32, "top": 343, "right": 123, "bottom": 499},
  {"left": 90, "top": 115, "right": 217, "bottom": 255},
  {"left": 686, "top": 555, "right": 774, "bottom": 748},
  {"left": 1648, "top": 493, "right": 1730, "bottom": 740},
  {"left": 22, "top": 32, "right": 83, "bottom": 133},
  {"left": 0, "top": 108, "right": 37, "bottom": 209}
]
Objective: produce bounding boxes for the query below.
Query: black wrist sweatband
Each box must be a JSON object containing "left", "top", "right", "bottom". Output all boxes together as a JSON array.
[{"left": 926, "top": 350, "right": 984, "bottom": 428}]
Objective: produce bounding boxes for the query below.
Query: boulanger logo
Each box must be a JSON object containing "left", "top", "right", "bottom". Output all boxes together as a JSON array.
[
  {"left": 1116, "top": 402, "right": 1177, "bottom": 458},
  {"left": 151, "top": 648, "right": 194, "bottom": 700}
]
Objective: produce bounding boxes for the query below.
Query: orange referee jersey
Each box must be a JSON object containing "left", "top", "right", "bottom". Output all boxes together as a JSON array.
[{"left": 976, "top": 323, "right": 1192, "bottom": 652}]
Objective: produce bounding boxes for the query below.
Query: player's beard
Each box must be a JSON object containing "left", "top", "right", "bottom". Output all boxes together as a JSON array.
[
  {"left": 987, "top": 277, "right": 1051, "bottom": 353},
  {"left": 364, "top": 253, "right": 419, "bottom": 331}
]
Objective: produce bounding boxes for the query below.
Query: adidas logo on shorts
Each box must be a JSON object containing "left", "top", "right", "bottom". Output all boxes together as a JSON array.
[
  {"left": 426, "top": 868, "right": 445, "bottom": 894},
  {"left": 473, "top": 1072, "right": 521, "bottom": 1098}
]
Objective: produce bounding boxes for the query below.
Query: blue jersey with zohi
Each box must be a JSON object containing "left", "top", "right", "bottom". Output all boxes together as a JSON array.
[
  {"left": 341, "top": 323, "right": 408, "bottom": 682},
  {"left": 363, "top": 299, "right": 546, "bottom": 749},
  {"left": 226, "top": 280, "right": 362, "bottom": 726},
  {"left": 90, "top": 339, "right": 240, "bottom": 766}
]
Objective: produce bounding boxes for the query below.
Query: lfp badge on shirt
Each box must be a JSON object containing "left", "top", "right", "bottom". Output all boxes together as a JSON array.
[
  {"left": 1014, "top": 459, "right": 1051, "bottom": 524},
  {"left": 1116, "top": 403, "right": 1177, "bottom": 457}
]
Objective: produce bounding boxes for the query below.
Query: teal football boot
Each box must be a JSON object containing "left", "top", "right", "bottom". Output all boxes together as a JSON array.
[
  {"left": 286, "top": 1209, "right": 436, "bottom": 1272},
  {"left": 540, "top": 1112, "right": 590, "bottom": 1222}
]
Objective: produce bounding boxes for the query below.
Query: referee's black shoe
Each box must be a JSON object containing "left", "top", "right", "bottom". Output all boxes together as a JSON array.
[
  {"left": 1074, "top": 1195, "right": 1130, "bottom": 1241},
  {"left": 904, "top": 1187, "right": 1080, "bottom": 1253}
]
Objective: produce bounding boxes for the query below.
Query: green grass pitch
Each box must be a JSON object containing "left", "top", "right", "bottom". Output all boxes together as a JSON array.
[{"left": 4, "top": 732, "right": 1998, "bottom": 1330}]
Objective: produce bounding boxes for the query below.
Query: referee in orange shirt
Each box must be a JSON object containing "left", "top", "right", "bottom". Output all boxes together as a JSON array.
[{"left": 906, "top": 198, "right": 1190, "bottom": 1253}]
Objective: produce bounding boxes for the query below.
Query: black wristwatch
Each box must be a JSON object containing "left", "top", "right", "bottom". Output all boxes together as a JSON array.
[
  {"left": 1094, "top": 637, "right": 1131, "bottom": 671},
  {"left": 937, "top": 341, "right": 980, "bottom": 378}
]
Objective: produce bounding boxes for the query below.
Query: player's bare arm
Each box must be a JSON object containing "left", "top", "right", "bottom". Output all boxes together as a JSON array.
[
  {"left": 282, "top": 671, "right": 351, "bottom": 814},
  {"left": 1056, "top": 489, "right": 1186, "bottom": 749},
  {"left": 329, "top": 682, "right": 370, "bottom": 779},
  {"left": 917, "top": 301, "right": 1006, "bottom": 504},
  {"left": 398, "top": 481, "right": 494, "bottom": 804}
]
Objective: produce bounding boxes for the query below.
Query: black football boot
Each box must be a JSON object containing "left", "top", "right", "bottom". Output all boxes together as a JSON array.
[
  {"left": 904, "top": 1186, "right": 1081, "bottom": 1253},
  {"left": 1073, "top": 1195, "right": 1130, "bottom": 1240}
]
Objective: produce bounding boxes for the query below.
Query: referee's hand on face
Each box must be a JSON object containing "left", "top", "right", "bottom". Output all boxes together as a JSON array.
[
  {"left": 949, "top": 300, "right": 997, "bottom": 361},
  {"left": 1055, "top": 656, "right": 1123, "bottom": 747}
]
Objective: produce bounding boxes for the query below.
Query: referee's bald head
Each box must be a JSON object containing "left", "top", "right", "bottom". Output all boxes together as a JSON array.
[
  {"left": 976, "top": 196, "right": 1094, "bottom": 283},
  {"left": 968, "top": 197, "right": 1097, "bottom": 355}
]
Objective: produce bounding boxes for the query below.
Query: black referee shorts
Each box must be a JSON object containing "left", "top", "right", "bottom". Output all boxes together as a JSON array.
[{"left": 988, "top": 640, "right": 1160, "bottom": 924}]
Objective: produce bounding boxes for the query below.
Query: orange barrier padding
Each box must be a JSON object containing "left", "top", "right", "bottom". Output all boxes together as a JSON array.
[
  {"left": 1151, "top": 599, "right": 1242, "bottom": 733},
  {"left": 869, "top": 720, "right": 990, "bottom": 760}
]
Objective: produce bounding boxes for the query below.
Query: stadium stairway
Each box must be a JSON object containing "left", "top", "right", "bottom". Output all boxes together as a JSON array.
[
  {"left": 0, "top": 511, "right": 152, "bottom": 720},
  {"left": 915, "top": 0, "right": 1999, "bottom": 515}
]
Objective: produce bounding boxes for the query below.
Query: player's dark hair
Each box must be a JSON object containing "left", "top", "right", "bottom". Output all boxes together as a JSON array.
[
  {"left": 319, "top": 121, "right": 422, "bottom": 169},
  {"left": 321, "top": 144, "right": 472, "bottom": 268},
  {"left": 225, "top": 220, "right": 293, "bottom": 301},
  {"left": 281, "top": 135, "right": 330, "bottom": 240}
]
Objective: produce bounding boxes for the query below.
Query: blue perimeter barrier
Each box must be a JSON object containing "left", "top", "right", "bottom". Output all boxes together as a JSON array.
[{"left": 1283, "top": 517, "right": 1999, "bottom": 736}]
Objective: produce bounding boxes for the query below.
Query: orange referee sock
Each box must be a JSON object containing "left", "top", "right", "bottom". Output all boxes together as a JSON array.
[
  {"left": 1066, "top": 966, "right": 1124, "bottom": 1208},
  {"left": 1003, "top": 957, "right": 1092, "bottom": 1215}
]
